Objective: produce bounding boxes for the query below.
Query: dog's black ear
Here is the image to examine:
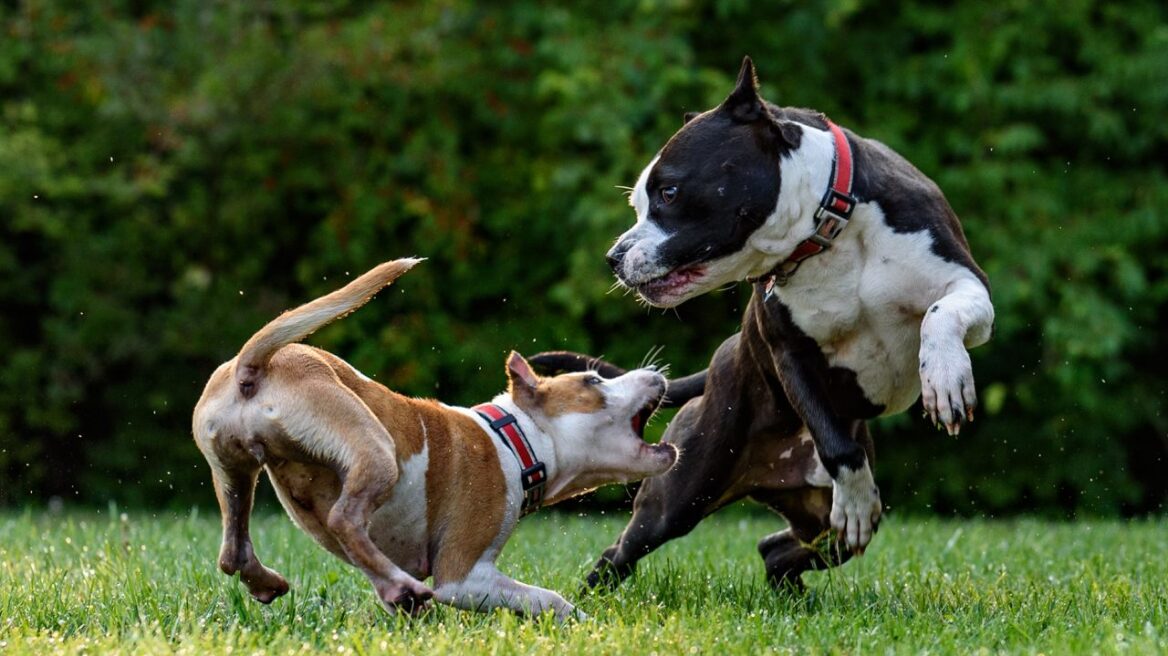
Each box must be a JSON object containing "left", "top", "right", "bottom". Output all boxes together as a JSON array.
[
  {"left": 721, "top": 56, "right": 764, "bottom": 124},
  {"left": 682, "top": 111, "right": 700, "bottom": 125},
  {"left": 506, "top": 351, "right": 540, "bottom": 404}
]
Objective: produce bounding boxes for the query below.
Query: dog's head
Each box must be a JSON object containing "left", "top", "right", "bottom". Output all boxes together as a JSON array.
[
  {"left": 504, "top": 351, "right": 676, "bottom": 503},
  {"left": 607, "top": 57, "right": 805, "bottom": 307}
]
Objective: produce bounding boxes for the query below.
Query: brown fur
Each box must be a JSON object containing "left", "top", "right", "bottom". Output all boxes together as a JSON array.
[
  {"left": 537, "top": 374, "right": 607, "bottom": 416},
  {"left": 415, "top": 402, "right": 507, "bottom": 585}
]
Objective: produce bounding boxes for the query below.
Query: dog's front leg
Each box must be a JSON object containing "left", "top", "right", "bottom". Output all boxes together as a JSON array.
[
  {"left": 773, "top": 349, "right": 880, "bottom": 554},
  {"left": 435, "top": 562, "right": 585, "bottom": 622},
  {"left": 919, "top": 277, "right": 995, "bottom": 435}
]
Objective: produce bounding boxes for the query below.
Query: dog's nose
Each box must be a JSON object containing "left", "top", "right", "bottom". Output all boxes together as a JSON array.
[{"left": 606, "top": 240, "right": 630, "bottom": 272}]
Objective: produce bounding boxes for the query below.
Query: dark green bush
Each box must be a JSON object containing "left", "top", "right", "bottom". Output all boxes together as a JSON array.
[{"left": 1, "top": 0, "right": 1164, "bottom": 515}]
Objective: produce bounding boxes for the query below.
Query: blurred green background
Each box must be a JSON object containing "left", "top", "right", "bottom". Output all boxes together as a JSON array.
[{"left": 1, "top": 0, "right": 1164, "bottom": 516}]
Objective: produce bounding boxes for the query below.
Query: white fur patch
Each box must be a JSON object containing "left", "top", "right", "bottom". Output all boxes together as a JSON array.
[
  {"left": 828, "top": 462, "right": 881, "bottom": 551},
  {"left": 775, "top": 199, "right": 990, "bottom": 416},
  {"left": 615, "top": 157, "right": 675, "bottom": 286},
  {"left": 628, "top": 154, "right": 658, "bottom": 219},
  {"left": 335, "top": 355, "right": 374, "bottom": 383},
  {"left": 367, "top": 444, "right": 430, "bottom": 577},
  {"left": 434, "top": 561, "right": 579, "bottom": 620}
]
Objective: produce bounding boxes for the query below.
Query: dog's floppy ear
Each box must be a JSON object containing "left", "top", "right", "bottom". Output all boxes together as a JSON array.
[
  {"left": 721, "top": 56, "right": 764, "bottom": 124},
  {"left": 682, "top": 111, "right": 700, "bottom": 125},
  {"left": 506, "top": 351, "right": 540, "bottom": 405}
]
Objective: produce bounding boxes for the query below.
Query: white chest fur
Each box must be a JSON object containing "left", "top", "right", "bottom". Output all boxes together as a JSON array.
[{"left": 772, "top": 202, "right": 976, "bottom": 415}]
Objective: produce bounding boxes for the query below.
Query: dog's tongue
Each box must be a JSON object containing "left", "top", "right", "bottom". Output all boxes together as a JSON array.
[{"left": 631, "top": 413, "right": 644, "bottom": 437}]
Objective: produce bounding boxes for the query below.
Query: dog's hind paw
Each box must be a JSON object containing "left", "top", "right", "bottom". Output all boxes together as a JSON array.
[{"left": 240, "top": 563, "right": 290, "bottom": 604}]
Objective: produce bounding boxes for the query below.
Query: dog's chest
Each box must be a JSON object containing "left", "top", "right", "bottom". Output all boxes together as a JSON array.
[{"left": 774, "top": 209, "right": 960, "bottom": 415}]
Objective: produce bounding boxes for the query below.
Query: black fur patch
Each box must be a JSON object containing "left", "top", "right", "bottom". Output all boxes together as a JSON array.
[{"left": 643, "top": 110, "right": 785, "bottom": 272}]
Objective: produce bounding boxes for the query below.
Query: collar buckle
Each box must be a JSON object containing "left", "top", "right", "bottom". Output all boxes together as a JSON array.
[
  {"left": 520, "top": 463, "right": 546, "bottom": 509},
  {"left": 813, "top": 188, "right": 856, "bottom": 245},
  {"left": 473, "top": 403, "right": 547, "bottom": 516}
]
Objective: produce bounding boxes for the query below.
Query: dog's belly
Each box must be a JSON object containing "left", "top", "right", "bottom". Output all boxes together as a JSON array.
[
  {"left": 733, "top": 428, "right": 831, "bottom": 493},
  {"left": 368, "top": 446, "right": 431, "bottom": 579}
]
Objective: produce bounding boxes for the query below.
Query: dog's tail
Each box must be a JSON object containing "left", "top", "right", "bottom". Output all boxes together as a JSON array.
[
  {"left": 234, "top": 258, "right": 423, "bottom": 398},
  {"left": 528, "top": 350, "right": 707, "bottom": 409}
]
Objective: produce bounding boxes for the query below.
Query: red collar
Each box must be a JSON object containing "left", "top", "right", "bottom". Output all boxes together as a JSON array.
[
  {"left": 473, "top": 403, "right": 547, "bottom": 515},
  {"left": 757, "top": 118, "right": 857, "bottom": 294}
]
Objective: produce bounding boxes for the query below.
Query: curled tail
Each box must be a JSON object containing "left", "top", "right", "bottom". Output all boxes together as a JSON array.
[{"left": 235, "top": 258, "right": 423, "bottom": 397}]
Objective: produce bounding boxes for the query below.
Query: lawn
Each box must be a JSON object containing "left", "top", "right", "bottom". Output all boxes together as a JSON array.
[{"left": 0, "top": 506, "right": 1164, "bottom": 655}]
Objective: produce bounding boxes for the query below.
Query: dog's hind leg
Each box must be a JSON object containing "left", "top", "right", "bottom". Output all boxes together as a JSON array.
[
  {"left": 281, "top": 378, "right": 434, "bottom": 614},
  {"left": 209, "top": 448, "right": 290, "bottom": 603},
  {"left": 753, "top": 423, "right": 873, "bottom": 591},
  {"left": 755, "top": 487, "right": 852, "bottom": 592},
  {"left": 194, "top": 366, "right": 290, "bottom": 603}
]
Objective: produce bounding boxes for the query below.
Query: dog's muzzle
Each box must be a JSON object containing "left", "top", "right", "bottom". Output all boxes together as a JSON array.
[{"left": 605, "top": 239, "right": 632, "bottom": 274}]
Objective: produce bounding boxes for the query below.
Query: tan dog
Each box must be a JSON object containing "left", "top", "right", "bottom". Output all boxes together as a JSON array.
[{"left": 192, "top": 258, "right": 676, "bottom": 620}]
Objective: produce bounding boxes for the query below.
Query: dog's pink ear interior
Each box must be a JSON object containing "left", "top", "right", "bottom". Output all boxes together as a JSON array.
[
  {"left": 506, "top": 351, "right": 540, "bottom": 397},
  {"left": 722, "top": 55, "right": 764, "bottom": 123}
]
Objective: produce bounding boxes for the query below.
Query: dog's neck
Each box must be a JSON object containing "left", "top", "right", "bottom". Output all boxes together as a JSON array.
[
  {"left": 476, "top": 395, "right": 565, "bottom": 507},
  {"left": 477, "top": 395, "right": 608, "bottom": 510},
  {"left": 745, "top": 123, "right": 862, "bottom": 279}
]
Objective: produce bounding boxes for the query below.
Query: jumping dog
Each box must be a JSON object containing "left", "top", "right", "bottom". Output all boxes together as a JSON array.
[{"left": 532, "top": 57, "right": 994, "bottom": 591}]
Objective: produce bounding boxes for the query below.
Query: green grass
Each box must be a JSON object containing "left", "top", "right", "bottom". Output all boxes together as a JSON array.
[{"left": 1, "top": 507, "right": 1164, "bottom": 655}]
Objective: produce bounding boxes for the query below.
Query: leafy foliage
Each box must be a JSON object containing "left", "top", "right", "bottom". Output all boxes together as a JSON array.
[{"left": 0, "top": 0, "right": 1164, "bottom": 514}]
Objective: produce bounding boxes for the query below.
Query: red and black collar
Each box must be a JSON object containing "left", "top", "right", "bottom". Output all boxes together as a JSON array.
[
  {"left": 473, "top": 403, "right": 547, "bottom": 516},
  {"left": 755, "top": 118, "right": 857, "bottom": 294}
]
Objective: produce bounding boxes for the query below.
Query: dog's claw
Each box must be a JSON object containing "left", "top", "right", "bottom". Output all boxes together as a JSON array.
[{"left": 920, "top": 340, "right": 977, "bottom": 436}]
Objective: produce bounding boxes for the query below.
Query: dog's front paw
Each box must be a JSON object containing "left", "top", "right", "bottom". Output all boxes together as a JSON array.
[
  {"left": 919, "top": 339, "right": 976, "bottom": 435},
  {"left": 378, "top": 577, "right": 434, "bottom": 616},
  {"left": 829, "top": 465, "right": 881, "bottom": 554},
  {"left": 554, "top": 603, "right": 590, "bottom": 624}
]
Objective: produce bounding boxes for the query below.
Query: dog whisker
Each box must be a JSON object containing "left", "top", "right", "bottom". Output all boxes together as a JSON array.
[{"left": 639, "top": 345, "right": 670, "bottom": 374}]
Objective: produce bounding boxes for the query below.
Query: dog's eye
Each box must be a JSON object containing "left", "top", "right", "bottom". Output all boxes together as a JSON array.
[
  {"left": 584, "top": 375, "right": 603, "bottom": 386},
  {"left": 660, "top": 186, "right": 678, "bottom": 205}
]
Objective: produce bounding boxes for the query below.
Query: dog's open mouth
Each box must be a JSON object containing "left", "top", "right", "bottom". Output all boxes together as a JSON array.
[
  {"left": 630, "top": 394, "right": 663, "bottom": 440},
  {"left": 636, "top": 264, "right": 706, "bottom": 303}
]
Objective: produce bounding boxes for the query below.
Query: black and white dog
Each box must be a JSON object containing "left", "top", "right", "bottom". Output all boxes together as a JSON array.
[{"left": 532, "top": 57, "right": 994, "bottom": 591}]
